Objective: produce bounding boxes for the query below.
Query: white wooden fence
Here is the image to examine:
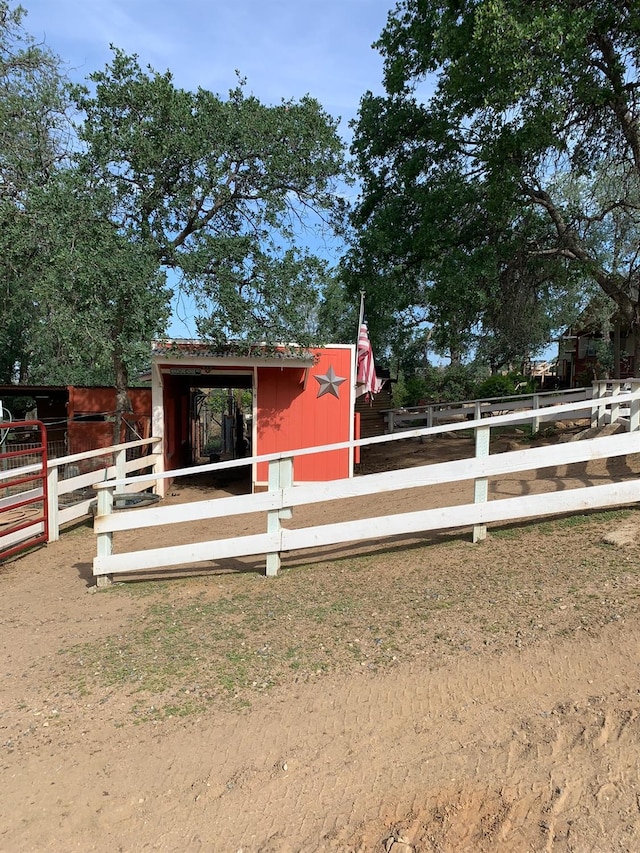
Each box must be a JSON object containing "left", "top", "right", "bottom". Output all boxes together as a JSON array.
[
  {"left": 383, "top": 382, "right": 640, "bottom": 434},
  {"left": 92, "top": 385, "right": 640, "bottom": 586},
  {"left": 0, "top": 437, "right": 162, "bottom": 552},
  {"left": 47, "top": 438, "right": 162, "bottom": 540}
]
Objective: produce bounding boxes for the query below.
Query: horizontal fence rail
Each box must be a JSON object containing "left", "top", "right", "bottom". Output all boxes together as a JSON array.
[
  {"left": 383, "top": 387, "right": 590, "bottom": 433},
  {"left": 92, "top": 383, "right": 640, "bottom": 585},
  {"left": 382, "top": 382, "right": 640, "bottom": 434},
  {"left": 91, "top": 387, "right": 640, "bottom": 493},
  {"left": 0, "top": 420, "right": 48, "bottom": 559},
  {"left": 48, "top": 437, "right": 162, "bottom": 542},
  {"left": 0, "top": 435, "right": 162, "bottom": 552}
]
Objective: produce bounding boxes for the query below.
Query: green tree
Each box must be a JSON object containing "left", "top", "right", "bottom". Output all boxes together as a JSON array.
[
  {"left": 73, "top": 50, "right": 348, "bottom": 348},
  {"left": 2, "top": 22, "right": 348, "bottom": 440},
  {"left": 348, "top": 0, "right": 640, "bottom": 371},
  {"left": 315, "top": 271, "right": 361, "bottom": 344},
  {"left": 25, "top": 171, "right": 170, "bottom": 436},
  {"left": 0, "top": 8, "right": 166, "bottom": 439},
  {"left": 0, "top": 1, "right": 72, "bottom": 381}
]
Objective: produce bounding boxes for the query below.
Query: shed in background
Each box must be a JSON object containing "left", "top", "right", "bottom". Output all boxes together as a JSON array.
[
  {"left": 0, "top": 385, "right": 151, "bottom": 457},
  {"left": 151, "top": 341, "right": 356, "bottom": 492}
]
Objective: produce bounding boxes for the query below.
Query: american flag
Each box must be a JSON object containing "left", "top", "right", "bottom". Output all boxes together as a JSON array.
[{"left": 356, "top": 323, "right": 383, "bottom": 402}]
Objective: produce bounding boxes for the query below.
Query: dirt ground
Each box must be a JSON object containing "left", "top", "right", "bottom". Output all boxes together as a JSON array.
[{"left": 3, "top": 425, "right": 640, "bottom": 852}]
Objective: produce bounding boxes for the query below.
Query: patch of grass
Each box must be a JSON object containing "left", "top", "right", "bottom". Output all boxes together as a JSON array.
[
  {"left": 52, "top": 506, "right": 640, "bottom": 723},
  {"left": 58, "top": 577, "right": 375, "bottom": 718},
  {"left": 548, "top": 509, "right": 633, "bottom": 529},
  {"left": 130, "top": 697, "right": 213, "bottom": 723},
  {"left": 490, "top": 526, "right": 522, "bottom": 539}
]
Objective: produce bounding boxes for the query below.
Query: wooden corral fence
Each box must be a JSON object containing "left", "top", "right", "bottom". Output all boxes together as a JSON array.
[
  {"left": 46, "top": 437, "right": 162, "bottom": 541},
  {"left": 383, "top": 382, "right": 635, "bottom": 434},
  {"left": 0, "top": 435, "right": 162, "bottom": 556},
  {"left": 0, "top": 421, "right": 49, "bottom": 560},
  {"left": 93, "top": 383, "right": 640, "bottom": 586}
]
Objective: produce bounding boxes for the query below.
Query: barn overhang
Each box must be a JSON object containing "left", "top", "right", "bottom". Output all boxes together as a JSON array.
[
  {"left": 151, "top": 339, "right": 316, "bottom": 367},
  {"left": 151, "top": 341, "right": 316, "bottom": 393}
]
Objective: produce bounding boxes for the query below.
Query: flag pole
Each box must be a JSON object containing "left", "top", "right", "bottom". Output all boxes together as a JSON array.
[
  {"left": 357, "top": 290, "right": 366, "bottom": 335},
  {"left": 355, "top": 291, "right": 366, "bottom": 394}
]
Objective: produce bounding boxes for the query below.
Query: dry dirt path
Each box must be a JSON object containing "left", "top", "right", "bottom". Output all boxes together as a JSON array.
[
  {"left": 2, "top": 431, "right": 640, "bottom": 851},
  {"left": 2, "top": 587, "right": 640, "bottom": 852}
]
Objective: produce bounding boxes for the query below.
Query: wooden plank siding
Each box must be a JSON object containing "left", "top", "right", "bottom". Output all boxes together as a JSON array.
[
  {"left": 355, "top": 383, "right": 393, "bottom": 438},
  {"left": 256, "top": 346, "right": 353, "bottom": 482}
]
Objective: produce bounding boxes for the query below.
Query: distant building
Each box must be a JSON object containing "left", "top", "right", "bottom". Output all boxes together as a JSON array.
[{"left": 557, "top": 310, "right": 635, "bottom": 387}]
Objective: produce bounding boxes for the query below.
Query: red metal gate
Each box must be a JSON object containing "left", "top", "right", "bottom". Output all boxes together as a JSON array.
[{"left": 0, "top": 420, "right": 49, "bottom": 560}]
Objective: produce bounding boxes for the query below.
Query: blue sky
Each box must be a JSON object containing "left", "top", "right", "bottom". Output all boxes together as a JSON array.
[
  {"left": 21, "top": 0, "right": 395, "bottom": 336},
  {"left": 22, "top": 0, "right": 392, "bottom": 134}
]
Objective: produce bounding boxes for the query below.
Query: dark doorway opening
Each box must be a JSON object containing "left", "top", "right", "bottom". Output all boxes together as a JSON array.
[{"left": 186, "top": 375, "right": 253, "bottom": 491}]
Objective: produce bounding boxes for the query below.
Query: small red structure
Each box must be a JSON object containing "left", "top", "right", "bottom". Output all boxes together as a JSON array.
[
  {"left": 67, "top": 386, "right": 152, "bottom": 454},
  {"left": 0, "top": 385, "right": 151, "bottom": 457},
  {"left": 151, "top": 341, "right": 356, "bottom": 490}
]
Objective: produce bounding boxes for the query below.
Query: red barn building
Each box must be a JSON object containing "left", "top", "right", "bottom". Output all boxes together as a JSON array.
[{"left": 151, "top": 341, "right": 356, "bottom": 491}]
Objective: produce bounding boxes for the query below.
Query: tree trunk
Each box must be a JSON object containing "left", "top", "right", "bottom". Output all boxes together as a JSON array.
[
  {"left": 614, "top": 319, "right": 621, "bottom": 379},
  {"left": 113, "top": 349, "right": 132, "bottom": 446}
]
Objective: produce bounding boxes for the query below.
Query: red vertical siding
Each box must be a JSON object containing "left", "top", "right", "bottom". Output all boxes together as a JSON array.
[
  {"left": 256, "top": 347, "right": 353, "bottom": 483},
  {"left": 69, "top": 386, "right": 150, "bottom": 418},
  {"left": 67, "top": 387, "right": 152, "bottom": 455},
  {"left": 162, "top": 374, "right": 191, "bottom": 468}
]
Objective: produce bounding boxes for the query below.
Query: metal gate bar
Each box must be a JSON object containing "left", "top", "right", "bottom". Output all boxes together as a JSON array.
[{"left": 0, "top": 420, "right": 48, "bottom": 560}]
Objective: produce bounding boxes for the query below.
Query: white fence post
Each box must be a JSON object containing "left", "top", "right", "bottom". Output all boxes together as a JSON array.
[
  {"left": 278, "top": 456, "right": 293, "bottom": 520},
  {"left": 590, "top": 381, "right": 598, "bottom": 428},
  {"left": 95, "top": 485, "right": 114, "bottom": 587},
  {"left": 473, "top": 424, "right": 490, "bottom": 543},
  {"left": 630, "top": 383, "right": 640, "bottom": 432},
  {"left": 47, "top": 465, "right": 59, "bottom": 542},
  {"left": 114, "top": 447, "right": 127, "bottom": 494},
  {"left": 591, "top": 381, "right": 607, "bottom": 428},
  {"left": 609, "top": 381, "right": 621, "bottom": 425},
  {"left": 265, "top": 460, "right": 280, "bottom": 577},
  {"left": 532, "top": 393, "right": 540, "bottom": 435},
  {"left": 265, "top": 457, "right": 294, "bottom": 577}
]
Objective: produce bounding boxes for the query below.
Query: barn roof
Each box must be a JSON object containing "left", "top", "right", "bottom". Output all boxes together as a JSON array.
[{"left": 151, "top": 339, "right": 317, "bottom": 367}]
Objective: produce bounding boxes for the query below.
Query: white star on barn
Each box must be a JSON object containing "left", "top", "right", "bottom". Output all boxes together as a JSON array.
[{"left": 314, "top": 365, "right": 346, "bottom": 399}]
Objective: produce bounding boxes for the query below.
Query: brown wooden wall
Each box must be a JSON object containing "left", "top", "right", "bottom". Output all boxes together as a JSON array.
[{"left": 355, "top": 384, "right": 393, "bottom": 438}]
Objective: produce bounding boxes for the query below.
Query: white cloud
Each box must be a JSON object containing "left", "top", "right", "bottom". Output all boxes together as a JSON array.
[{"left": 23, "top": 0, "right": 391, "bottom": 127}]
